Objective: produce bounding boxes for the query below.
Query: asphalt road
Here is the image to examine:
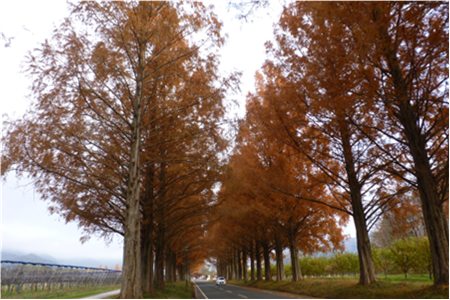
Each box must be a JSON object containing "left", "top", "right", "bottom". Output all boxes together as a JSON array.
[
  {"left": 80, "top": 289, "right": 121, "bottom": 299},
  {"left": 194, "top": 280, "right": 295, "bottom": 299}
]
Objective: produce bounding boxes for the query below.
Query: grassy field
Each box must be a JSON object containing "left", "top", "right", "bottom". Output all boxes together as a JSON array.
[
  {"left": 1, "top": 284, "right": 121, "bottom": 299},
  {"left": 229, "top": 276, "right": 449, "bottom": 299}
]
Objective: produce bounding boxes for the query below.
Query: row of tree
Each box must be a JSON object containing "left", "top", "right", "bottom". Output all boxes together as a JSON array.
[
  {"left": 207, "top": 1, "right": 448, "bottom": 287},
  {"left": 2, "top": 2, "right": 237, "bottom": 298}
]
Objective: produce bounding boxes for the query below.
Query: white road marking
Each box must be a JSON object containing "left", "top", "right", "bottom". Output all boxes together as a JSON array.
[
  {"left": 219, "top": 288, "right": 224, "bottom": 290},
  {"left": 227, "top": 290, "right": 233, "bottom": 294},
  {"left": 238, "top": 294, "right": 248, "bottom": 298},
  {"left": 194, "top": 282, "right": 208, "bottom": 299},
  {"left": 80, "top": 289, "right": 120, "bottom": 299}
]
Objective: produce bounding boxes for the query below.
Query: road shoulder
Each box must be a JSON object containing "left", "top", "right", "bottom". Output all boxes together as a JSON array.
[{"left": 79, "top": 289, "right": 121, "bottom": 299}]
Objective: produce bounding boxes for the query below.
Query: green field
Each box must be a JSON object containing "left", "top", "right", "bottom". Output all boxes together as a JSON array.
[{"left": 1, "top": 284, "right": 121, "bottom": 299}]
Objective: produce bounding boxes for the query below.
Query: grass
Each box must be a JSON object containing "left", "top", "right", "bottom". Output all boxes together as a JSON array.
[
  {"left": 229, "top": 277, "right": 449, "bottom": 299},
  {"left": 105, "top": 281, "right": 196, "bottom": 299},
  {"left": 1, "top": 284, "right": 121, "bottom": 299},
  {"left": 143, "top": 281, "right": 194, "bottom": 299}
]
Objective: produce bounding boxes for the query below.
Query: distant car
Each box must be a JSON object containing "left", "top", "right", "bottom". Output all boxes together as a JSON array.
[{"left": 216, "top": 276, "right": 226, "bottom": 285}]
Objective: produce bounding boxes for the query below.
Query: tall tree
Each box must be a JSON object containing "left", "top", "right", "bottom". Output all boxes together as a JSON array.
[
  {"left": 304, "top": 2, "right": 449, "bottom": 285},
  {"left": 2, "top": 2, "right": 231, "bottom": 297}
]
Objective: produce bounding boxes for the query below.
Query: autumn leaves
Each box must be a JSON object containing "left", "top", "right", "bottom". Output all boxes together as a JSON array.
[
  {"left": 207, "top": 1, "right": 448, "bottom": 287},
  {"left": 2, "top": 2, "right": 235, "bottom": 298},
  {"left": 1, "top": 1, "right": 448, "bottom": 298}
]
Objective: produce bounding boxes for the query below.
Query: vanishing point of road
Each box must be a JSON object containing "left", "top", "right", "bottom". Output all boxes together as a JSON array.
[{"left": 194, "top": 280, "right": 316, "bottom": 299}]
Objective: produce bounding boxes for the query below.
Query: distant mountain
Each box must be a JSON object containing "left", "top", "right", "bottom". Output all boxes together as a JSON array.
[
  {"left": 1, "top": 251, "right": 19, "bottom": 261},
  {"left": 60, "top": 257, "right": 122, "bottom": 269},
  {"left": 1, "top": 251, "right": 120, "bottom": 269},
  {"left": 17, "top": 254, "right": 57, "bottom": 264},
  {"left": 1, "top": 251, "right": 57, "bottom": 264}
]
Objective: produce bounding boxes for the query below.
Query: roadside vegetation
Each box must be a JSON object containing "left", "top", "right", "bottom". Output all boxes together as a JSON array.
[
  {"left": 261, "top": 237, "right": 432, "bottom": 281},
  {"left": 230, "top": 278, "right": 449, "bottom": 299},
  {"left": 104, "top": 282, "right": 194, "bottom": 299},
  {"left": 1, "top": 284, "right": 120, "bottom": 299}
]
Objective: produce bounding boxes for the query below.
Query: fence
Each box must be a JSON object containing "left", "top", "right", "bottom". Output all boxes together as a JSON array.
[{"left": 1, "top": 260, "right": 121, "bottom": 295}]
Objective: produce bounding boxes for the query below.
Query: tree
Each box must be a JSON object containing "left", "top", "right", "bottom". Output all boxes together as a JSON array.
[
  {"left": 390, "top": 238, "right": 420, "bottom": 280},
  {"left": 372, "top": 246, "right": 393, "bottom": 280},
  {"left": 371, "top": 192, "right": 426, "bottom": 248},
  {"left": 206, "top": 111, "right": 347, "bottom": 283},
  {"left": 2, "top": 2, "right": 231, "bottom": 297},
  {"left": 246, "top": 2, "right": 409, "bottom": 284},
  {"left": 305, "top": 2, "right": 448, "bottom": 286}
]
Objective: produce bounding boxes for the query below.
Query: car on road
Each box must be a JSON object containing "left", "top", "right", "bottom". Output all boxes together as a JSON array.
[{"left": 216, "top": 276, "right": 226, "bottom": 285}]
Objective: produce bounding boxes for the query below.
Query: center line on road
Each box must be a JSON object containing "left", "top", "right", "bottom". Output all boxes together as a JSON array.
[
  {"left": 219, "top": 288, "right": 223, "bottom": 290},
  {"left": 237, "top": 294, "right": 248, "bottom": 298},
  {"left": 226, "top": 290, "right": 233, "bottom": 294}
]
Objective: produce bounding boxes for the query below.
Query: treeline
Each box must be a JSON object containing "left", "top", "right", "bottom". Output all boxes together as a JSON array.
[
  {"left": 207, "top": 1, "right": 448, "bottom": 288},
  {"left": 293, "top": 237, "right": 431, "bottom": 280},
  {"left": 212, "top": 237, "right": 431, "bottom": 282}
]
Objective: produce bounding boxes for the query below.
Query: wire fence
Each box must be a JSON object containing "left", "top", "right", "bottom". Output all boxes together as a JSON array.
[{"left": 1, "top": 260, "right": 121, "bottom": 295}]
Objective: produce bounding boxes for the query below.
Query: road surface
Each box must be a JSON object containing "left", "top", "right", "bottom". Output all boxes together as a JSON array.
[
  {"left": 194, "top": 280, "right": 297, "bottom": 299},
  {"left": 80, "top": 289, "right": 120, "bottom": 299}
]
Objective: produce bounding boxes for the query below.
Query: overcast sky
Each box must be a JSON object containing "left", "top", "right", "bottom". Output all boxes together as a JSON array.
[{"left": 0, "top": 1, "right": 355, "bottom": 268}]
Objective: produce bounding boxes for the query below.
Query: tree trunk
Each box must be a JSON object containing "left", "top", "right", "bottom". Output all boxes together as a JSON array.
[
  {"left": 381, "top": 26, "right": 449, "bottom": 287},
  {"left": 399, "top": 103, "right": 449, "bottom": 285},
  {"left": 141, "top": 167, "right": 155, "bottom": 294},
  {"left": 262, "top": 240, "right": 272, "bottom": 281},
  {"left": 154, "top": 228, "right": 165, "bottom": 290},
  {"left": 171, "top": 252, "right": 177, "bottom": 282},
  {"left": 165, "top": 246, "right": 174, "bottom": 283},
  {"left": 339, "top": 120, "right": 378, "bottom": 285},
  {"left": 178, "top": 264, "right": 185, "bottom": 281},
  {"left": 237, "top": 250, "right": 242, "bottom": 280},
  {"left": 250, "top": 240, "right": 255, "bottom": 281},
  {"left": 274, "top": 236, "right": 285, "bottom": 281},
  {"left": 242, "top": 248, "right": 248, "bottom": 280},
  {"left": 120, "top": 38, "right": 146, "bottom": 299},
  {"left": 141, "top": 221, "right": 154, "bottom": 294},
  {"left": 289, "top": 241, "right": 302, "bottom": 281},
  {"left": 230, "top": 253, "right": 235, "bottom": 280},
  {"left": 256, "top": 241, "right": 262, "bottom": 280}
]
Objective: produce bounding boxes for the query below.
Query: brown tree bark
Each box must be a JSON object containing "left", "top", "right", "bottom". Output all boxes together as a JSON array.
[
  {"left": 381, "top": 34, "right": 449, "bottom": 286},
  {"left": 120, "top": 37, "right": 146, "bottom": 299},
  {"left": 250, "top": 240, "right": 255, "bottom": 281},
  {"left": 262, "top": 240, "right": 272, "bottom": 281},
  {"left": 165, "top": 246, "right": 176, "bottom": 283},
  {"left": 256, "top": 241, "right": 262, "bottom": 280},
  {"left": 154, "top": 225, "right": 165, "bottom": 289},
  {"left": 237, "top": 249, "right": 242, "bottom": 280},
  {"left": 141, "top": 221, "right": 154, "bottom": 294},
  {"left": 274, "top": 236, "right": 285, "bottom": 281},
  {"left": 230, "top": 253, "right": 235, "bottom": 280},
  {"left": 178, "top": 264, "right": 185, "bottom": 281},
  {"left": 141, "top": 166, "right": 155, "bottom": 294},
  {"left": 289, "top": 243, "right": 302, "bottom": 281},
  {"left": 339, "top": 120, "right": 378, "bottom": 285}
]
